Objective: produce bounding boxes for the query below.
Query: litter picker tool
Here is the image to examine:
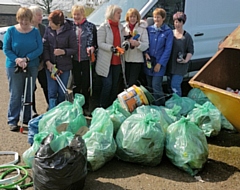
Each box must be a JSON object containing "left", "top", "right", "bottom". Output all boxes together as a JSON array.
[
  {"left": 51, "top": 65, "right": 73, "bottom": 102},
  {"left": 88, "top": 50, "right": 95, "bottom": 97},
  {"left": 20, "top": 74, "right": 33, "bottom": 133}
]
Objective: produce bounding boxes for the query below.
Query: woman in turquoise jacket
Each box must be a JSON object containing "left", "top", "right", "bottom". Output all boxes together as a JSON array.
[{"left": 144, "top": 8, "right": 173, "bottom": 106}]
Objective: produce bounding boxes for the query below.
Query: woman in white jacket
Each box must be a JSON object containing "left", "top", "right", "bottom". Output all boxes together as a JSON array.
[
  {"left": 124, "top": 8, "right": 149, "bottom": 86},
  {"left": 96, "top": 5, "right": 125, "bottom": 108}
]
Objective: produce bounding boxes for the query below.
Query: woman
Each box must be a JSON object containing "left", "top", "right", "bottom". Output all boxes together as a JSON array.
[
  {"left": 3, "top": 7, "right": 43, "bottom": 131},
  {"left": 144, "top": 8, "right": 173, "bottom": 106},
  {"left": 124, "top": 8, "right": 149, "bottom": 87},
  {"left": 43, "top": 10, "right": 77, "bottom": 109},
  {"left": 166, "top": 12, "right": 194, "bottom": 96},
  {"left": 71, "top": 5, "right": 97, "bottom": 115},
  {"left": 29, "top": 5, "right": 48, "bottom": 114},
  {"left": 96, "top": 5, "right": 125, "bottom": 108}
]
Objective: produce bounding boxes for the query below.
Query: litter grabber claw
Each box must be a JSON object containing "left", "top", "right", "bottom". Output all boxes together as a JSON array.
[{"left": 51, "top": 64, "right": 63, "bottom": 80}]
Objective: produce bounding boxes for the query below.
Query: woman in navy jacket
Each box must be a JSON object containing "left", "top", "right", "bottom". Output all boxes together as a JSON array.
[
  {"left": 144, "top": 8, "right": 173, "bottom": 106},
  {"left": 43, "top": 10, "right": 77, "bottom": 109}
]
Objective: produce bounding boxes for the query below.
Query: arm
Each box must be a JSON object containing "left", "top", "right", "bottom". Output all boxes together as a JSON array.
[
  {"left": 158, "top": 30, "right": 174, "bottom": 67},
  {"left": 3, "top": 27, "right": 18, "bottom": 62},
  {"left": 97, "top": 23, "right": 113, "bottom": 52},
  {"left": 64, "top": 30, "right": 78, "bottom": 56},
  {"left": 136, "top": 28, "right": 149, "bottom": 52}
]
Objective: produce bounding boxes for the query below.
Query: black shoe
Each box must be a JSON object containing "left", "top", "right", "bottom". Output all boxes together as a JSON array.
[{"left": 9, "top": 124, "right": 19, "bottom": 131}]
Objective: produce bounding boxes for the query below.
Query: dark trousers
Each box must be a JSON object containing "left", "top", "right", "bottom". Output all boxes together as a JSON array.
[
  {"left": 100, "top": 64, "right": 121, "bottom": 108},
  {"left": 72, "top": 60, "right": 90, "bottom": 109},
  {"left": 125, "top": 61, "right": 142, "bottom": 87},
  {"left": 32, "top": 68, "right": 48, "bottom": 113}
]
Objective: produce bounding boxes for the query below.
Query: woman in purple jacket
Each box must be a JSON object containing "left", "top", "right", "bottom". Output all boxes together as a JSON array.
[{"left": 43, "top": 10, "right": 78, "bottom": 109}]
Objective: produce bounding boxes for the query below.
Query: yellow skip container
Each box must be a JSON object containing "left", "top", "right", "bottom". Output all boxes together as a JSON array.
[{"left": 189, "top": 26, "right": 240, "bottom": 132}]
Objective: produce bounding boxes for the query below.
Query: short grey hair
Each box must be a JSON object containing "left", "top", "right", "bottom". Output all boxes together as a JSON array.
[
  {"left": 29, "top": 5, "right": 43, "bottom": 16},
  {"left": 105, "top": 5, "right": 122, "bottom": 21}
]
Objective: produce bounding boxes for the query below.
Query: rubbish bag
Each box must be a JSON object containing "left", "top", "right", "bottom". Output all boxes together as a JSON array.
[
  {"left": 23, "top": 131, "right": 49, "bottom": 168},
  {"left": 38, "top": 94, "right": 87, "bottom": 135},
  {"left": 187, "top": 88, "right": 209, "bottom": 105},
  {"left": 135, "top": 105, "right": 170, "bottom": 131},
  {"left": 165, "top": 117, "right": 208, "bottom": 176},
  {"left": 106, "top": 99, "right": 131, "bottom": 135},
  {"left": 82, "top": 108, "right": 116, "bottom": 171},
  {"left": 165, "top": 93, "right": 196, "bottom": 116},
  {"left": 115, "top": 111, "right": 165, "bottom": 166},
  {"left": 221, "top": 115, "right": 236, "bottom": 131},
  {"left": 187, "top": 101, "right": 221, "bottom": 137},
  {"left": 33, "top": 133, "right": 87, "bottom": 190},
  {"left": 28, "top": 114, "right": 43, "bottom": 145}
]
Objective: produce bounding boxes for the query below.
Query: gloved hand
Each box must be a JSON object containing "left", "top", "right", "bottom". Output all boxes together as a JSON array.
[
  {"left": 51, "top": 64, "right": 63, "bottom": 80},
  {"left": 122, "top": 41, "right": 130, "bottom": 51},
  {"left": 111, "top": 46, "right": 125, "bottom": 56},
  {"left": 111, "top": 46, "right": 118, "bottom": 54}
]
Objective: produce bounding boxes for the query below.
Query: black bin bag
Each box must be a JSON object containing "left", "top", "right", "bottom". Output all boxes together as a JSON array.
[{"left": 33, "top": 133, "right": 87, "bottom": 190}]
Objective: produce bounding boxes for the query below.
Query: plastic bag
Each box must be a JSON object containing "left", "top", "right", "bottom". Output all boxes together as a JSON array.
[
  {"left": 23, "top": 131, "right": 49, "bottom": 168},
  {"left": 28, "top": 114, "right": 43, "bottom": 145},
  {"left": 115, "top": 111, "right": 165, "bottom": 166},
  {"left": 135, "top": 105, "right": 170, "bottom": 131},
  {"left": 187, "top": 101, "right": 221, "bottom": 137},
  {"left": 165, "top": 117, "right": 208, "bottom": 176},
  {"left": 38, "top": 94, "right": 87, "bottom": 134},
  {"left": 165, "top": 93, "right": 196, "bottom": 116},
  {"left": 106, "top": 99, "right": 131, "bottom": 135},
  {"left": 82, "top": 108, "right": 116, "bottom": 171},
  {"left": 33, "top": 133, "right": 87, "bottom": 190},
  {"left": 187, "top": 88, "right": 209, "bottom": 105}
]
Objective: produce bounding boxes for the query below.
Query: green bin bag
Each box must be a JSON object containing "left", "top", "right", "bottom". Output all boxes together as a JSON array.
[
  {"left": 116, "top": 111, "right": 165, "bottom": 166},
  {"left": 166, "top": 117, "right": 208, "bottom": 176},
  {"left": 82, "top": 108, "right": 116, "bottom": 171}
]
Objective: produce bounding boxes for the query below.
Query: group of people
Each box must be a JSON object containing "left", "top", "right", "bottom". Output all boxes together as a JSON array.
[{"left": 3, "top": 4, "right": 194, "bottom": 132}]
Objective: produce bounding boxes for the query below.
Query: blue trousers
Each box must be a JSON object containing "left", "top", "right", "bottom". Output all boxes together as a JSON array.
[
  {"left": 167, "top": 74, "right": 184, "bottom": 96},
  {"left": 6, "top": 66, "right": 38, "bottom": 125},
  {"left": 146, "top": 75, "right": 165, "bottom": 106},
  {"left": 45, "top": 68, "right": 70, "bottom": 108}
]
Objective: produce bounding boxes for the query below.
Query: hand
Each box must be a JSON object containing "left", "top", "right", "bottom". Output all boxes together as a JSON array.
[
  {"left": 87, "top": 46, "right": 95, "bottom": 56},
  {"left": 129, "top": 39, "right": 139, "bottom": 47},
  {"left": 145, "top": 53, "right": 150, "bottom": 60},
  {"left": 154, "top": 63, "right": 161, "bottom": 72},
  {"left": 122, "top": 41, "right": 129, "bottom": 50},
  {"left": 177, "top": 58, "right": 185, "bottom": 63},
  {"left": 54, "top": 49, "right": 65, "bottom": 56},
  {"left": 111, "top": 46, "right": 117, "bottom": 53},
  {"left": 46, "top": 61, "right": 53, "bottom": 72}
]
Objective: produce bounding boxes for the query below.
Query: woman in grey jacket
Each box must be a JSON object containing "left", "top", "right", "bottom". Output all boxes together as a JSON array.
[
  {"left": 96, "top": 5, "right": 125, "bottom": 108},
  {"left": 124, "top": 8, "right": 149, "bottom": 87}
]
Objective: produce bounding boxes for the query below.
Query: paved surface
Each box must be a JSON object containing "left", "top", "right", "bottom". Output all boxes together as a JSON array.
[{"left": 1, "top": 50, "right": 240, "bottom": 190}]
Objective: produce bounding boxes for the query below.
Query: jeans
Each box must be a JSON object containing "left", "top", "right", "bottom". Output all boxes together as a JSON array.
[
  {"left": 45, "top": 68, "right": 70, "bottom": 104},
  {"left": 146, "top": 75, "right": 165, "bottom": 106},
  {"left": 100, "top": 64, "right": 121, "bottom": 108},
  {"left": 167, "top": 74, "right": 183, "bottom": 96},
  {"left": 6, "top": 66, "right": 38, "bottom": 126}
]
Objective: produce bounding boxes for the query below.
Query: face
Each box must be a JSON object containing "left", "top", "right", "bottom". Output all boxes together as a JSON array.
[
  {"left": 49, "top": 20, "right": 60, "bottom": 30},
  {"left": 129, "top": 14, "right": 137, "bottom": 25},
  {"left": 72, "top": 10, "right": 84, "bottom": 23},
  {"left": 18, "top": 18, "right": 31, "bottom": 29},
  {"left": 153, "top": 14, "right": 165, "bottom": 27},
  {"left": 174, "top": 19, "right": 184, "bottom": 29},
  {"left": 113, "top": 10, "right": 122, "bottom": 22},
  {"left": 33, "top": 12, "right": 43, "bottom": 24}
]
